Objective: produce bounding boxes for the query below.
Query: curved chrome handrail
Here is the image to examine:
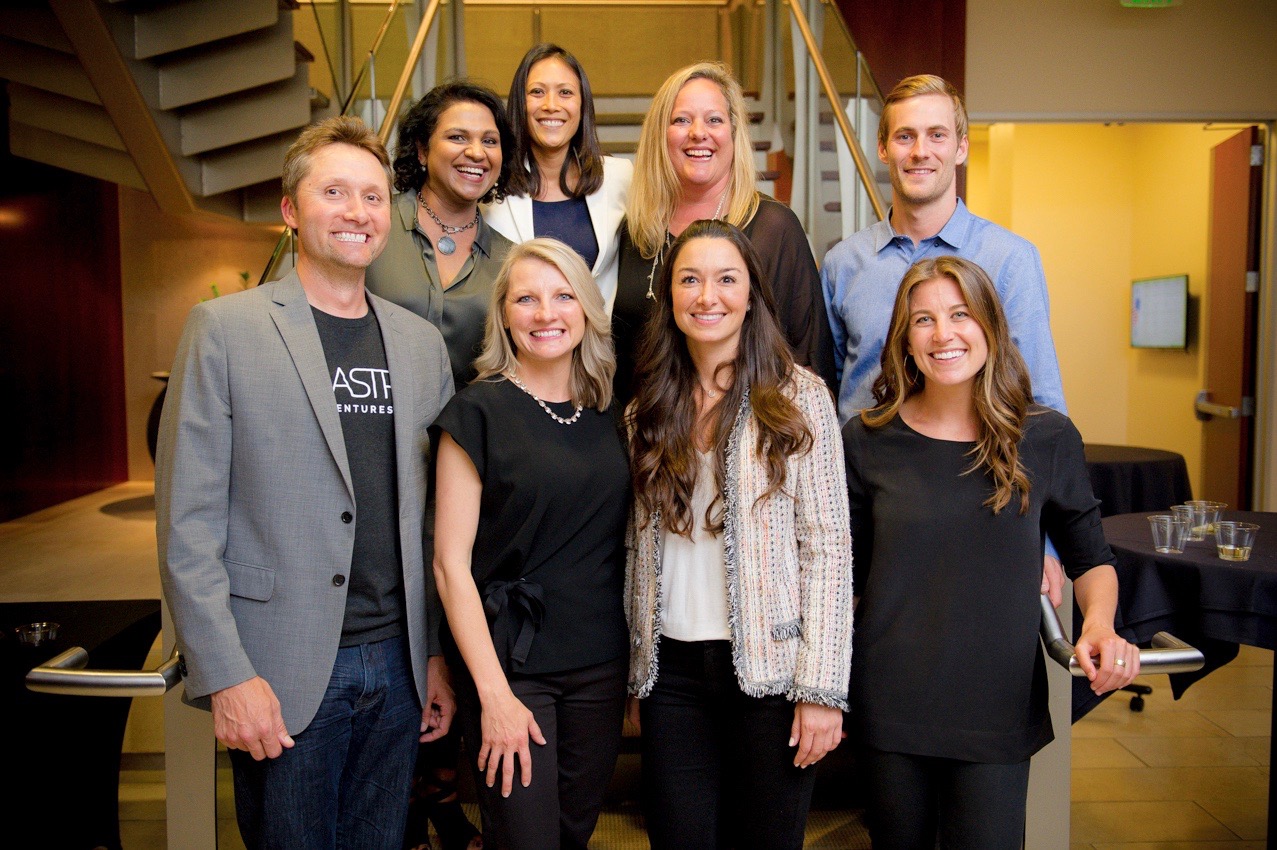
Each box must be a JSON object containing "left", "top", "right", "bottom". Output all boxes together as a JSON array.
[
  {"left": 26, "top": 646, "right": 183, "bottom": 698},
  {"left": 1039, "top": 595, "right": 1205, "bottom": 676}
]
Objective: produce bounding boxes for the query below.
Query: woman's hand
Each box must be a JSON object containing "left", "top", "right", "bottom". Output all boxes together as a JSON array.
[
  {"left": 625, "top": 695, "right": 642, "bottom": 733},
  {"left": 790, "top": 702, "right": 844, "bottom": 768},
  {"left": 1074, "top": 622, "right": 1141, "bottom": 694},
  {"left": 478, "top": 687, "right": 547, "bottom": 798}
]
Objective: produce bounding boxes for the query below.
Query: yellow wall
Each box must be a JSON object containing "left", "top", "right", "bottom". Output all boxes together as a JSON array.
[
  {"left": 967, "top": 123, "right": 1218, "bottom": 497},
  {"left": 119, "top": 188, "right": 279, "bottom": 481}
]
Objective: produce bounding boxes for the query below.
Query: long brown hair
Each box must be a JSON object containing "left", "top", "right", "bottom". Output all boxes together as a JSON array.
[
  {"left": 629, "top": 220, "right": 812, "bottom": 536},
  {"left": 864, "top": 255, "right": 1034, "bottom": 515}
]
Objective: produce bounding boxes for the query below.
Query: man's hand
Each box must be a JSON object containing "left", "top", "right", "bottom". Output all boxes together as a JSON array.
[
  {"left": 210, "top": 676, "right": 294, "bottom": 760},
  {"left": 1042, "top": 554, "right": 1065, "bottom": 608},
  {"left": 421, "top": 656, "right": 456, "bottom": 743}
]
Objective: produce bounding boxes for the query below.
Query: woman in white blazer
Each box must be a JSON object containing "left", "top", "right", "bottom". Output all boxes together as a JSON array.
[{"left": 483, "top": 44, "right": 632, "bottom": 314}]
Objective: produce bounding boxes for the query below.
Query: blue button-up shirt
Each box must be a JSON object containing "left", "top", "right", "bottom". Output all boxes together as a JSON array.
[{"left": 821, "top": 199, "right": 1066, "bottom": 424}]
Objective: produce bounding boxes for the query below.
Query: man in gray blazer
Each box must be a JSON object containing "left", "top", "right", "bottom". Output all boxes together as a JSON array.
[{"left": 156, "top": 116, "right": 455, "bottom": 848}]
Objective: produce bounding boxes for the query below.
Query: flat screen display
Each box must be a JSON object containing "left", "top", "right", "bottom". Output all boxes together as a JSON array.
[{"left": 1131, "top": 275, "right": 1188, "bottom": 349}]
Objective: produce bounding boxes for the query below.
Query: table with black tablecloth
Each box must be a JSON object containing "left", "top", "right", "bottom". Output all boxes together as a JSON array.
[
  {"left": 1084, "top": 443, "right": 1194, "bottom": 518},
  {"left": 1101, "top": 511, "right": 1276, "bottom": 842},
  {"left": 0, "top": 600, "right": 161, "bottom": 850}
]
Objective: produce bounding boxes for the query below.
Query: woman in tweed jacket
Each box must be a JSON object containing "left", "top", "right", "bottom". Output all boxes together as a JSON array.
[{"left": 625, "top": 219, "right": 853, "bottom": 850}]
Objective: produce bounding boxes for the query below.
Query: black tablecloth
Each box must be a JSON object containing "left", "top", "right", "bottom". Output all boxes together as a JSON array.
[
  {"left": 1102, "top": 510, "right": 1276, "bottom": 652},
  {"left": 1084, "top": 444, "right": 1194, "bottom": 517},
  {"left": 0, "top": 600, "right": 162, "bottom": 850},
  {"left": 1098, "top": 510, "right": 1276, "bottom": 842}
]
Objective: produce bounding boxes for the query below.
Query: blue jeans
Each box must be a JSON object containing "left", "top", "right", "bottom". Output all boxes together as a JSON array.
[{"left": 229, "top": 636, "right": 422, "bottom": 849}]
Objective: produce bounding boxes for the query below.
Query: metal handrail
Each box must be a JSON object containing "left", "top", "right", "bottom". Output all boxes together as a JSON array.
[
  {"left": 380, "top": 0, "right": 443, "bottom": 146},
  {"left": 341, "top": 0, "right": 404, "bottom": 115},
  {"left": 1039, "top": 595, "right": 1205, "bottom": 676},
  {"left": 819, "top": 0, "right": 884, "bottom": 106},
  {"left": 258, "top": 0, "right": 443, "bottom": 286},
  {"left": 782, "top": 0, "right": 886, "bottom": 222},
  {"left": 26, "top": 646, "right": 183, "bottom": 698}
]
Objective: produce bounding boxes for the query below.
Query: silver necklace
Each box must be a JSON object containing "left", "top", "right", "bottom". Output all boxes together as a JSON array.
[
  {"left": 646, "top": 190, "right": 729, "bottom": 300},
  {"left": 417, "top": 193, "right": 478, "bottom": 256},
  {"left": 507, "top": 372, "right": 583, "bottom": 425}
]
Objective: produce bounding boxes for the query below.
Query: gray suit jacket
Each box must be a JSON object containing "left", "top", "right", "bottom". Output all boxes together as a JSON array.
[{"left": 155, "top": 272, "right": 454, "bottom": 734}]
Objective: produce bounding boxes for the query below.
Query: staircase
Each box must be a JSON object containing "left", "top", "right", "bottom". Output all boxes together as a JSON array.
[{"left": 0, "top": 0, "right": 330, "bottom": 223}]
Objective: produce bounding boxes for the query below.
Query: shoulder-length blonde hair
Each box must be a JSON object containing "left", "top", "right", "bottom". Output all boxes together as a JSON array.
[
  {"left": 473, "top": 239, "right": 615, "bottom": 411},
  {"left": 626, "top": 62, "right": 761, "bottom": 258},
  {"left": 864, "top": 255, "right": 1035, "bottom": 515}
]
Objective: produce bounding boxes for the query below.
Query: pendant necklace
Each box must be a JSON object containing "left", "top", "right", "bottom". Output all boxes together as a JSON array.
[
  {"left": 646, "top": 189, "right": 729, "bottom": 300},
  {"left": 418, "top": 192, "right": 479, "bottom": 256},
  {"left": 507, "top": 371, "right": 583, "bottom": 425}
]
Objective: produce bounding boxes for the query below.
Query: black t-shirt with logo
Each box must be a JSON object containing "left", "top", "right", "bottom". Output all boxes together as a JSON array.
[{"left": 312, "top": 306, "right": 403, "bottom": 647}]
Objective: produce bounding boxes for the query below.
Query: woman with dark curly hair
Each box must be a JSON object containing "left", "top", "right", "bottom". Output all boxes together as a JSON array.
[
  {"left": 366, "top": 80, "right": 517, "bottom": 850},
  {"left": 366, "top": 80, "right": 516, "bottom": 391},
  {"left": 483, "top": 44, "right": 632, "bottom": 313},
  {"left": 626, "top": 219, "right": 853, "bottom": 849}
]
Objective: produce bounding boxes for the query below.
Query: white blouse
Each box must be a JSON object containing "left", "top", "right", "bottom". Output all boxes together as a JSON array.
[{"left": 659, "top": 451, "right": 731, "bottom": 642}]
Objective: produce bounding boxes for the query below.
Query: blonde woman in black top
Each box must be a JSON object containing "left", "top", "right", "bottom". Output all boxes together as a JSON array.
[{"left": 433, "top": 239, "right": 628, "bottom": 850}]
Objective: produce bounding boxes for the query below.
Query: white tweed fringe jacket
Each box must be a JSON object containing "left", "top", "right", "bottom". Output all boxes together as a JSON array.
[{"left": 626, "top": 367, "right": 854, "bottom": 710}]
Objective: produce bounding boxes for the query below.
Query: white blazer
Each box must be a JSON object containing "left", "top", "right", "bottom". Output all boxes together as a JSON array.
[{"left": 484, "top": 156, "right": 633, "bottom": 314}]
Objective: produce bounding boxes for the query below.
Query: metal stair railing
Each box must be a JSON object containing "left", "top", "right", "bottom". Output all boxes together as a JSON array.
[
  {"left": 776, "top": 0, "right": 885, "bottom": 255},
  {"left": 259, "top": 0, "right": 443, "bottom": 285}
]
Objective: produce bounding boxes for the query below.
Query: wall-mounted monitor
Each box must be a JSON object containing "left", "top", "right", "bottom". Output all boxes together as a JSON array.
[{"left": 1131, "top": 274, "right": 1188, "bottom": 350}]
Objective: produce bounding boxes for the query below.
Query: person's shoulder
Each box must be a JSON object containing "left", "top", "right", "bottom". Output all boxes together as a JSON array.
[
  {"left": 788, "top": 365, "right": 833, "bottom": 400},
  {"left": 194, "top": 280, "right": 280, "bottom": 327},
  {"left": 487, "top": 224, "right": 517, "bottom": 257},
  {"left": 1024, "top": 405, "right": 1077, "bottom": 442},
  {"left": 453, "top": 376, "right": 509, "bottom": 405},
  {"left": 752, "top": 194, "right": 801, "bottom": 228},
  {"left": 840, "top": 409, "right": 876, "bottom": 445},
  {"left": 961, "top": 207, "right": 1041, "bottom": 258},
  {"left": 603, "top": 155, "right": 634, "bottom": 181},
  {"left": 821, "top": 222, "right": 880, "bottom": 270}
]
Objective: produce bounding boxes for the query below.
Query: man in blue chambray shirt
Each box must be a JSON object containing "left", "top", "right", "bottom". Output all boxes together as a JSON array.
[
  {"left": 822, "top": 74, "right": 1065, "bottom": 423},
  {"left": 823, "top": 74, "right": 1067, "bottom": 602}
]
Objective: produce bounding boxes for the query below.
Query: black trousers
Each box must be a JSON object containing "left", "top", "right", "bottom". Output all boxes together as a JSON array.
[
  {"left": 639, "top": 638, "right": 818, "bottom": 850},
  {"left": 454, "top": 656, "right": 627, "bottom": 850},
  {"left": 863, "top": 747, "right": 1032, "bottom": 850}
]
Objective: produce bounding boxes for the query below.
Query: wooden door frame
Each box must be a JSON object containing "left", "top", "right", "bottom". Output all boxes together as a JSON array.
[{"left": 1257, "top": 121, "right": 1277, "bottom": 512}]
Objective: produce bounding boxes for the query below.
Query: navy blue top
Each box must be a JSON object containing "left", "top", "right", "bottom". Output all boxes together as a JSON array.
[{"left": 532, "top": 196, "right": 599, "bottom": 270}]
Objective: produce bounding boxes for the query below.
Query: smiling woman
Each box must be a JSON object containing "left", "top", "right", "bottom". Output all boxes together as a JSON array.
[
  {"left": 845, "top": 256, "right": 1139, "bottom": 849},
  {"left": 431, "top": 239, "right": 628, "bottom": 850},
  {"left": 364, "top": 81, "right": 517, "bottom": 391},
  {"left": 612, "top": 61, "right": 836, "bottom": 404},
  {"left": 484, "top": 44, "right": 633, "bottom": 315},
  {"left": 626, "top": 219, "right": 852, "bottom": 850}
]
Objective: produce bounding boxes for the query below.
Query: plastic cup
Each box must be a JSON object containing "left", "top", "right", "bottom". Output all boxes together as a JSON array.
[
  {"left": 1148, "top": 514, "right": 1190, "bottom": 554},
  {"left": 1182, "top": 500, "right": 1226, "bottom": 540},
  {"left": 1171, "top": 505, "right": 1196, "bottom": 539},
  {"left": 14, "top": 621, "right": 59, "bottom": 647},
  {"left": 1214, "top": 521, "right": 1259, "bottom": 562}
]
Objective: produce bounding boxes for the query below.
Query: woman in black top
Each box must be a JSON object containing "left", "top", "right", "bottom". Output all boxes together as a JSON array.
[
  {"left": 433, "top": 238, "right": 628, "bottom": 850},
  {"left": 842, "top": 256, "right": 1140, "bottom": 849},
  {"left": 611, "top": 61, "right": 834, "bottom": 402}
]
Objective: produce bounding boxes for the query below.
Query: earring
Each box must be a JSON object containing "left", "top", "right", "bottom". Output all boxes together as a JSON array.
[{"left": 904, "top": 355, "right": 920, "bottom": 387}]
